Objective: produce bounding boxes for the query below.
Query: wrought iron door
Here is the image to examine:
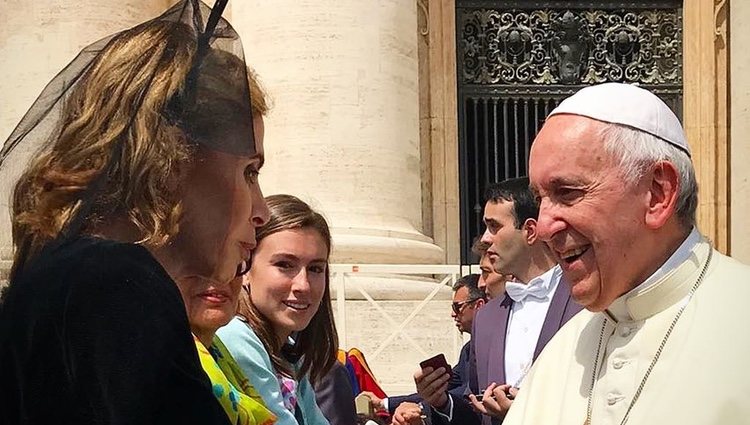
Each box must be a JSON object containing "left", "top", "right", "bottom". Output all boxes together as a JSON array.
[{"left": 456, "top": 0, "right": 683, "bottom": 263}]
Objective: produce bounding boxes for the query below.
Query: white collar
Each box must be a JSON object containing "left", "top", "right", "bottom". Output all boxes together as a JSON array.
[
  {"left": 607, "top": 227, "right": 701, "bottom": 322},
  {"left": 629, "top": 227, "right": 700, "bottom": 295}
]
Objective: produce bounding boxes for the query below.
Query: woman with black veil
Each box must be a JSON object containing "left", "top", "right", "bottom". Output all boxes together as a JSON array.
[{"left": 0, "top": 1, "right": 276, "bottom": 424}]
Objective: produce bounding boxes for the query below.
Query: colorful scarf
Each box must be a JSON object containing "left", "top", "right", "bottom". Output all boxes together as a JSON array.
[
  {"left": 194, "top": 335, "right": 276, "bottom": 425},
  {"left": 276, "top": 373, "right": 298, "bottom": 413}
]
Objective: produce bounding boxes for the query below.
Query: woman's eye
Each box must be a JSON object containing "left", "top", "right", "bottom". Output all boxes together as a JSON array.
[
  {"left": 275, "top": 261, "right": 293, "bottom": 270},
  {"left": 309, "top": 265, "right": 326, "bottom": 274},
  {"left": 244, "top": 166, "right": 260, "bottom": 185}
]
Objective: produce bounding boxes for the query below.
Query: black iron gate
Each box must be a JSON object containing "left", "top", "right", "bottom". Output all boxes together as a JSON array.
[{"left": 456, "top": 0, "right": 684, "bottom": 263}]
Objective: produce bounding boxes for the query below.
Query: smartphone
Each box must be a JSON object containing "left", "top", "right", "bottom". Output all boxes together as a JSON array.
[
  {"left": 464, "top": 393, "right": 493, "bottom": 403},
  {"left": 465, "top": 393, "right": 484, "bottom": 402},
  {"left": 419, "top": 353, "right": 452, "bottom": 376},
  {"left": 463, "top": 389, "right": 513, "bottom": 403}
]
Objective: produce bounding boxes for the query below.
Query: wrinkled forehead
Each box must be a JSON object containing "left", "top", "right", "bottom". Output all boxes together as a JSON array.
[
  {"left": 192, "top": 115, "right": 264, "bottom": 164},
  {"left": 529, "top": 115, "right": 613, "bottom": 188}
]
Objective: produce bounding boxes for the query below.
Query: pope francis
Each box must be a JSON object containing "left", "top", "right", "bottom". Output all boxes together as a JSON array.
[{"left": 503, "top": 83, "right": 750, "bottom": 425}]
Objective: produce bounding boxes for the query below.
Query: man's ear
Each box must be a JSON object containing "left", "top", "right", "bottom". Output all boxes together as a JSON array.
[
  {"left": 475, "top": 298, "right": 486, "bottom": 309},
  {"left": 522, "top": 218, "right": 538, "bottom": 245},
  {"left": 645, "top": 161, "right": 680, "bottom": 230}
]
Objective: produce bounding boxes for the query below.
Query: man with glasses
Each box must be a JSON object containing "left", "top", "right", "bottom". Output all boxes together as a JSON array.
[
  {"left": 362, "top": 274, "right": 485, "bottom": 417},
  {"left": 450, "top": 273, "right": 486, "bottom": 335}
]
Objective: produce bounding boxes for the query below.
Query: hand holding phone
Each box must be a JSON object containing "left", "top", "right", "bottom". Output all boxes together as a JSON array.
[
  {"left": 415, "top": 354, "right": 452, "bottom": 409},
  {"left": 465, "top": 383, "right": 515, "bottom": 419}
]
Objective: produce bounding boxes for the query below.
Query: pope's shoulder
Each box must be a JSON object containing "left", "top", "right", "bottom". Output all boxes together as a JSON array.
[{"left": 708, "top": 248, "right": 750, "bottom": 280}]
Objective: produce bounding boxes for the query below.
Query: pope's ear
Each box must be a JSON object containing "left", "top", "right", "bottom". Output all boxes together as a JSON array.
[
  {"left": 645, "top": 160, "right": 680, "bottom": 230},
  {"left": 523, "top": 218, "right": 538, "bottom": 245}
]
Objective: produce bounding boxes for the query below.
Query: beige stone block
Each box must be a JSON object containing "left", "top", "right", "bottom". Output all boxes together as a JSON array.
[
  {"left": 330, "top": 274, "right": 462, "bottom": 394},
  {"left": 333, "top": 298, "right": 463, "bottom": 395},
  {"left": 731, "top": 0, "right": 750, "bottom": 263}
]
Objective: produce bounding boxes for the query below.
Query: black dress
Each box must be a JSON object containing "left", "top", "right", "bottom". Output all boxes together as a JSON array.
[{"left": 0, "top": 237, "right": 230, "bottom": 425}]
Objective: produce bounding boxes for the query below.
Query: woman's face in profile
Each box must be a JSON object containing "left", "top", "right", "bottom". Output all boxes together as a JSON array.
[
  {"left": 170, "top": 115, "right": 269, "bottom": 285},
  {"left": 248, "top": 228, "right": 329, "bottom": 341},
  {"left": 178, "top": 275, "right": 244, "bottom": 344}
]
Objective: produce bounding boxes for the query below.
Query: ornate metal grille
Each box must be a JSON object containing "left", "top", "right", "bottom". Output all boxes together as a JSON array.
[{"left": 456, "top": 0, "right": 683, "bottom": 263}]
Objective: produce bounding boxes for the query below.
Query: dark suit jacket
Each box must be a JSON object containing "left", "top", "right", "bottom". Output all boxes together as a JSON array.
[
  {"left": 433, "top": 277, "right": 582, "bottom": 425},
  {"left": 387, "top": 341, "right": 471, "bottom": 414},
  {"left": 314, "top": 362, "right": 358, "bottom": 425}
]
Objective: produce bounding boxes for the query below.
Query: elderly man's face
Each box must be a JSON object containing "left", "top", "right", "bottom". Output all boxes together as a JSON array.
[{"left": 529, "top": 115, "right": 648, "bottom": 311}]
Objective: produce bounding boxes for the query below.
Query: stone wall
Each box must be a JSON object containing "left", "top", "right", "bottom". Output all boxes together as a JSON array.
[{"left": 730, "top": 0, "right": 750, "bottom": 263}]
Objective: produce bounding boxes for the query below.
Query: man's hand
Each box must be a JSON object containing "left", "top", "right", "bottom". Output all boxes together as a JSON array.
[
  {"left": 414, "top": 366, "right": 451, "bottom": 409},
  {"left": 391, "top": 402, "right": 424, "bottom": 425},
  {"left": 467, "top": 383, "right": 517, "bottom": 418},
  {"left": 360, "top": 391, "right": 385, "bottom": 412}
]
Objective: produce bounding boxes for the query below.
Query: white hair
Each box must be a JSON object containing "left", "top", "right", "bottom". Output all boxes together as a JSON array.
[{"left": 599, "top": 123, "right": 698, "bottom": 229}]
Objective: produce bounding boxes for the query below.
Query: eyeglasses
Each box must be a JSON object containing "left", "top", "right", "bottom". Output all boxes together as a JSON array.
[{"left": 451, "top": 297, "right": 481, "bottom": 314}]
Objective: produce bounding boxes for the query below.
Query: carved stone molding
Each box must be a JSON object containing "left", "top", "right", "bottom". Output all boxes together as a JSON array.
[
  {"left": 418, "top": 0, "right": 430, "bottom": 38},
  {"left": 458, "top": 6, "right": 682, "bottom": 86},
  {"left": 714, "top": 0, "right": 728, "bottom": 39}
]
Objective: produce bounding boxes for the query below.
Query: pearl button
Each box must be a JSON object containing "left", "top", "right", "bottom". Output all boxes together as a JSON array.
[
  {"left": 613, "top": 359, "right": 624, "bottom": 369},
  {"left": 620, "top": 326, "right": 633, "bottom": 337}
]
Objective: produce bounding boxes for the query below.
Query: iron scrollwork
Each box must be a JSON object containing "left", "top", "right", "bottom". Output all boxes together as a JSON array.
[{"left": 459, "top": 7, "right": 682, "bottom": 85}]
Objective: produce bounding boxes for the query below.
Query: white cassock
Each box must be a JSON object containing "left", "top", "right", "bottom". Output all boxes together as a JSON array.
[{"left": 504, "top": 233, "right": 750, "bottom": 425}]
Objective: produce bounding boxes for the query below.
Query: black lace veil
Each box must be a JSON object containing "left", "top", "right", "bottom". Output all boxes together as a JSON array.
[{"left": 0, "top": 0, "right": 259, "bottom": 279}]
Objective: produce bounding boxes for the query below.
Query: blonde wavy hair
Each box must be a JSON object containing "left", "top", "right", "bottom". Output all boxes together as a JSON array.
[{"left": 11, "top": 20, "right": 268, "bottom": 277}]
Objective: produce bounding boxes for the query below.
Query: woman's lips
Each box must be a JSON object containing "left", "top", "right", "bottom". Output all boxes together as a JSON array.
[
  {"left": 282, "top": 300, "right": 311, "bottom": 311},
  {"left": 199, "top": 290, "right": 230, "bottom": 304}
]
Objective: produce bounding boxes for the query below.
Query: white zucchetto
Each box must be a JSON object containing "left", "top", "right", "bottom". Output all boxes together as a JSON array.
[{"left": 548, "top": 83, "right": 690, "bottom": 156}]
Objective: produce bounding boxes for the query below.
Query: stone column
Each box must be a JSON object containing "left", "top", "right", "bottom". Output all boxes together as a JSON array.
[
  {"left": 730, "top": 0, "right": 750, "bottom": 263},
  {"left": 683, "top": 0, "right": 730, "bottom": 253},
  {"left": 0, "top": 1, "right": 171, "bottom": 278},
  {"left": 426, "top": 0, "right": 461, "bottom": 264},
  {"left": 229, "top": 1, "right": 454, "bottom": 394},
  {"left": 230, "top": 0, "right": 443, "bottom": 265}
]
